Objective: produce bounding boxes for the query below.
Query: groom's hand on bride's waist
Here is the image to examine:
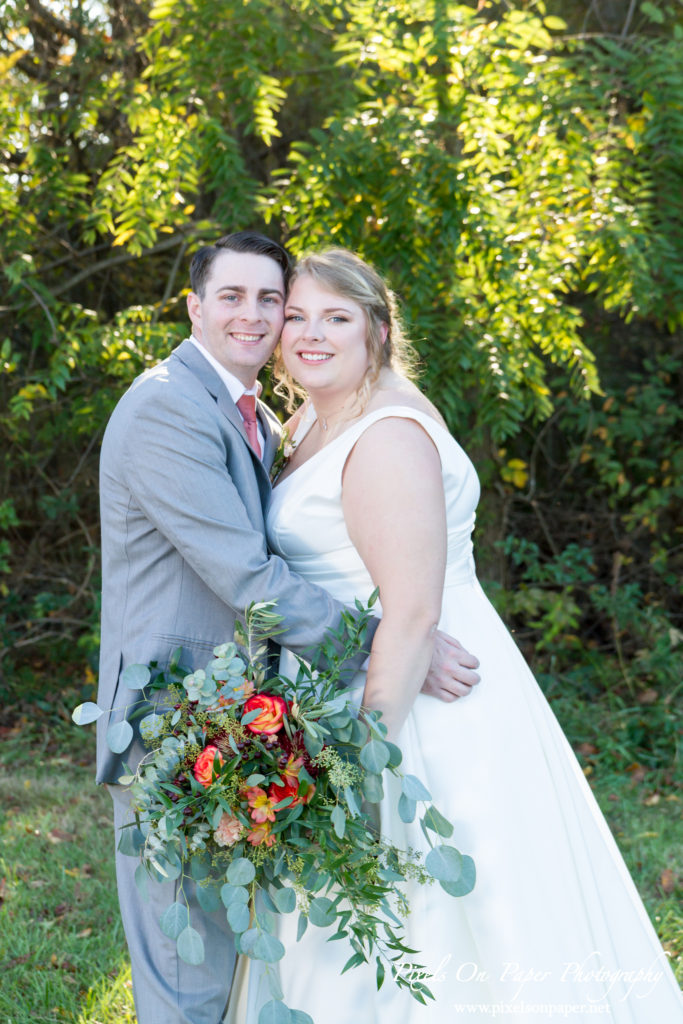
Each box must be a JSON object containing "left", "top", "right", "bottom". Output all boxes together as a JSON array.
[{"left": 422, "top": 631, "right": 480, "bottom": 701}]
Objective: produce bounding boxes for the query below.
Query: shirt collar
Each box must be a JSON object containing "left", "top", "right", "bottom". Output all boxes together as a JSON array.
[{"left": 189, "top": 335, "right": 261, "bottom": 402}]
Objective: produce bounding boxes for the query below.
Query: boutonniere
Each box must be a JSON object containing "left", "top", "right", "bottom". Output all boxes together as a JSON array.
[{"left": 270, "top": 428, "right": 297, "bottom": 483}]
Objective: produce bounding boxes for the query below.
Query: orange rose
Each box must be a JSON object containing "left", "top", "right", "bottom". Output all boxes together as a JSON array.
[
  {"left": 243, "top": 693, "right": 287, "bottom": 735},
  {"left": 193, "top": 744, "right": 224, "bottom": 788}
]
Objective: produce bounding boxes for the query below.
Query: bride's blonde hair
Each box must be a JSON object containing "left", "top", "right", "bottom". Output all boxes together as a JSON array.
[{"left": 273, "top": 249, "right": 417, "bottom": 412}]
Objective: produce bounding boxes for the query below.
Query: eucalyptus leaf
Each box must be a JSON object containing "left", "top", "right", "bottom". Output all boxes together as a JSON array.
[
  {"left": 303, "top": 730, "right": 323, "bottom": 758},
  {"left": 241, "top": 708, "right": 262, "bottom": 726},
  {"left": 155, "top": 852, "right": 183, "bottom": 881},
  {"left": 331, "top": 720, "right": 353, "bottom": 742},
  {"left": 196, "top": 882, "right": 221, "bottom": 914},
  {"left": 384, "top": 741, "right": 403, "bottom": 768},
  {"left": 401, "top": 774, "right": 431, "bottom": 802},
  {"left": 227, "top": 858, "right": 256, "bottom": 886},
  {"left": 272, "top": 886, "right": 296, "bottom": 914},
  {"left": 360, "top": 739, "right": 390, "bottom": 774},
  {"left": 296, "top": 912, "right": 308, "bottom": 941},
  {"left": 253, "top": 932, "right": 286, "bottom": 963},
  {"left": 160, "top": 901, "right": 189, "bottom": 940},
  {"left": 134, "top": 862, "right": 150, "bottom": 901},
  {"left": 323, "top": 692, "right": 350, "bottom": 714},
  {"left": 239, "top": 927, "right": 260, "bottom": 955},
  {"left": 256, "top": 909, "right": 276, "bottom": 934},
  {"left": 221, "top": 883, "right": 249, "bottom": 908},
  {"left": 421, "top": 804, "right": 454, "bottom": 838},
  {"left": 258, "top": 1000, "right": 291, "bottom": 1024},
  {"left": 190, "top": 854, "right": 211, "bottom": 880},
  {"left": 362, "top": 772, "right": 384, "bottom": 803},
  {"left": 425, "top": 845, "right": 463, "bottom": 883},
  {"left": 398, "top": 793, "right": 416, "bottom": 823},
  {"left": 439, "top": 854, "right": 476, "bottom": 897},
  {"left": 308, "top": 896, "right": 336, "bottom": 928},
  {"left": 106, "top": 719, "right": 134, "bottom": 754},
  {"left": 121, "top": 663, "right": 151, "bottom": 690},
  {"left": 290, "top": 1011, "right": 314, "bottom": 1024},
  {"left": 349, "top": 718, "right": 369, "bottom": 746},
  {"left": 343, "top": 785, "right": 361, "bottom": 818},
  {"left": 227, "top": 901, "right": 251, "bottom": 933},
  {"left": 71, "top": 701, "right": 103, "bottom": 725},
  {"left": 177, "top": 925, "right": 205, "bottom": 965},
  {"left": 259, "top": 888, "right": 277, "bottom": 914},
  {"left": 117, "top": 825, "right": 144, "bottom": 857},
  {"left": 330, "top": 804, "right": 346, "bottom": 839}
]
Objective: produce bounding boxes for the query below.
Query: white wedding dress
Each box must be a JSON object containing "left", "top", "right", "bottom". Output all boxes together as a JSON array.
[{"left": 230, "top": 405, "right": 682, "bottom": 1023}]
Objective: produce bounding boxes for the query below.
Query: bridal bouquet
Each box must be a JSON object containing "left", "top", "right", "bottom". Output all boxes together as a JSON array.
[{"left": 74, "top": 599, "right": 475, "bottom": 1023}]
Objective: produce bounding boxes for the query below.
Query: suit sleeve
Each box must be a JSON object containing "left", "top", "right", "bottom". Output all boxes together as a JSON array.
[{"left": 119, "top": 381, "right": 375, "bottom": 660}]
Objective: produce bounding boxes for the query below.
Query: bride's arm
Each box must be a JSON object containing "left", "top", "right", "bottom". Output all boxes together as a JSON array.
[{"left": 342, "top": 417, "right": 447, "bottom": 741}]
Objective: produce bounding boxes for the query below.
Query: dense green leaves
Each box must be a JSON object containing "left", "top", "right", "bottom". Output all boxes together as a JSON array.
[{"left": 1, "top": 0, "right": 680, "bottom": 725}]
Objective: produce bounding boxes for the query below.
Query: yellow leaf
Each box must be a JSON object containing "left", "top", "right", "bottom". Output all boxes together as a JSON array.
[
  {"left": 543, "top": 16, "right": 567, "bottom": 31},
  {"left": 113, "top": 228, "right": 135, "bottom": 247}
]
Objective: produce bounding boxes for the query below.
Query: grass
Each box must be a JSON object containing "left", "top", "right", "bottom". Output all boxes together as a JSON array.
[
  {"left": 0, "top": 712, "right": 135, "bottom": 1024},
  {"left": 0, "top": 690, "right": 680, "bottom": 1023}
]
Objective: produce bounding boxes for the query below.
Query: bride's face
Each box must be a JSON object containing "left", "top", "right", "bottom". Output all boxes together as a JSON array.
[{"left": 281, "top": 275, "right": 370, "bottom": 397}]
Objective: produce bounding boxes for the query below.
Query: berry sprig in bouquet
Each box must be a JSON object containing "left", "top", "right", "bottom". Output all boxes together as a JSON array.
[{"left": 74, "top": 599, "right": 475, "bottom": 1024}]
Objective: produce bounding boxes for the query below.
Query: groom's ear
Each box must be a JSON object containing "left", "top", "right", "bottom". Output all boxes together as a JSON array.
[{"left": 187, "top": 291, "right": 202, "bottom": 333}]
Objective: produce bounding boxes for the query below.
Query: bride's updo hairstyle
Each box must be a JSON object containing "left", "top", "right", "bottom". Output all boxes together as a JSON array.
[{"left": 274, "top": 249, "right": 416, "bottom": 412}]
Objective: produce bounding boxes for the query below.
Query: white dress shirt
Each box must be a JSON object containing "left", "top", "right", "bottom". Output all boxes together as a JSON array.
[{"left": 189, "top": 335, "right": 265, "bottom": 456}]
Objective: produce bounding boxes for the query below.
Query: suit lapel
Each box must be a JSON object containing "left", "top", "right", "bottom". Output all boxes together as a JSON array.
[
  {"left": 172, "top": 339, "right": 276, "bottom": 488},
  {"left": 258, "top": 399, "right": 283, "bottom": 469}
]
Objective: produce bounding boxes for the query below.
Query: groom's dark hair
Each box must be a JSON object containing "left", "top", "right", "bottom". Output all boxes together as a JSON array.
[{"left": 190, "top": 231, "right": 292, "bottom": 297}]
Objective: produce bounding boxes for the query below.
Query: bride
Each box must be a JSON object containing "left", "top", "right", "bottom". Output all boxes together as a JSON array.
[{"left": 232, "top": 249, "right": 682, "bottom": 1022}]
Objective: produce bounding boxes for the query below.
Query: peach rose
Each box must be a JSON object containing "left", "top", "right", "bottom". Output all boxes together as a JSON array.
[
  {"left": 213, "top": 812, "right": 243, "bottom": 847},
  {"left": 243, "top": 693, "right": 287, "bottom": 735},
  {"left": 193, "top": 744, "right": 224, "bottom": 788}
]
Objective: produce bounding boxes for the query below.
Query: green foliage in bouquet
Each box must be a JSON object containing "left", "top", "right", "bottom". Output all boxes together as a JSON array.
[{"left": 73, "top": 599, "right": 475, "bottom": 1023}]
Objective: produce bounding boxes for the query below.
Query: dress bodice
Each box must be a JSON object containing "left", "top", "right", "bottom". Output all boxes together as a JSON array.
[{"left": 266, "top": 406, "right": 481, "bottom": 615}]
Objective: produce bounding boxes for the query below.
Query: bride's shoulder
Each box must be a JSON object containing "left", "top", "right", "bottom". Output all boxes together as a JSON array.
[{"left": 366, "top": 372, "right": 448, "bottom": 429}]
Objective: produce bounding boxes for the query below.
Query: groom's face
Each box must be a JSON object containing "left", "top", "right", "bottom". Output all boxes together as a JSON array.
[{"left": 187, "top": 249, "right": 285, "bottom": 387}]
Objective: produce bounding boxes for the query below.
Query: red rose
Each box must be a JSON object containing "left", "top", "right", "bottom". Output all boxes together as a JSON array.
[
  {"left": 193, "top": 744, "right": 224, "bottom": 788},
  {"left": 243, "top": 693, "right": 288, "bottom": 735},
  {"left": 268, "top": 776, "right": 299, "bottom": 808},
  {"left": 268, "top": 773, "right": 316, "bottom": 809}
]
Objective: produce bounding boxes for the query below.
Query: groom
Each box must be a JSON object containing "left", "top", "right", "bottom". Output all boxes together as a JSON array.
[{"left": 97, "top": 230, "right": 480, "bottom": 1024}]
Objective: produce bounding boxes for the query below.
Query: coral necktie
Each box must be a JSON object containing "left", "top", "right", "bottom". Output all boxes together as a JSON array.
[{"left": 236, "top": 393, "right": 262, "bottom": 459}]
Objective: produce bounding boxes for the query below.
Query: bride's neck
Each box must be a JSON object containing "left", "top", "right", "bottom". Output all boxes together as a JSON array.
[{"left": 311, "top": 390, "right": 361, "bottom": 434}]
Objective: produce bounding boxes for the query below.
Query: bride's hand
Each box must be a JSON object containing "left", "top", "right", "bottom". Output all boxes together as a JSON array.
[{"left": 422, "top": 630, "right": 480, "bottom": 701}]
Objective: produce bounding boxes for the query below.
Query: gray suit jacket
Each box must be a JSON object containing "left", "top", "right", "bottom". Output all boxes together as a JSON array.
[{"left": 97, "top": 339, "right": 368, "bottom": 784}]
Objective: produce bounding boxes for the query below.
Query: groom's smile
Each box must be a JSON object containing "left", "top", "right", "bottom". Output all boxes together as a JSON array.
[{"left": 187, "top": 249, "right": 285, "bottom": 387}]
